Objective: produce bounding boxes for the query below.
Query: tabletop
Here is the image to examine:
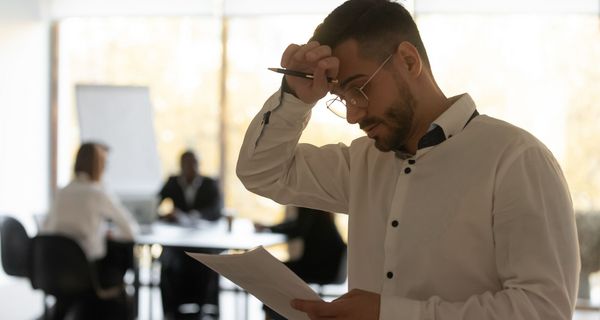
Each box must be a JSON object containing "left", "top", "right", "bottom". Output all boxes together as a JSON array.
[{"left": 135, "top": 218, "right": 286, "bottom": 252}]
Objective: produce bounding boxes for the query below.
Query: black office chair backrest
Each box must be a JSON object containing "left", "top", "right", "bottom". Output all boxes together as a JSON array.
[
  {"left": 30, "top": 235, "right": 95, "bottom": 299},
  {"left": 332, "top": 249, "right": 347, "bottom": 285},
  {"left": 0, "top": 215, "right": 31, "bottom": 278},
  {"left": 311, "top": 249, "right": 348, "bottom": 298}
]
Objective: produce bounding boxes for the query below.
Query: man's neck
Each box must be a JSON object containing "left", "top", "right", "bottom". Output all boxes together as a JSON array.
[{"left": 403, "top": 91, "right": 451, "bottom": 154}]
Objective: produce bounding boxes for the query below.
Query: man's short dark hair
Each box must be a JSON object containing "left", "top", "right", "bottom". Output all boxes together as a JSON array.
[{"left": 310, "top": 0, "right": 430, "bottom": 68}]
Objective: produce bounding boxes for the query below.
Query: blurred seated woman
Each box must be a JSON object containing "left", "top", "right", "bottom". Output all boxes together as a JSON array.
[{"left": 43, "top": 142, "right": 139, "bottom": 289}]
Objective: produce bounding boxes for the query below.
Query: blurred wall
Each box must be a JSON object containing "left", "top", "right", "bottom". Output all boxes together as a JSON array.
[{"left": 0, "top": 0, "right": 50, "bottom": 229}]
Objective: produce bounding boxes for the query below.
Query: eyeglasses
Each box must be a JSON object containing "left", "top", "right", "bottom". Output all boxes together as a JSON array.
[{"left": 326, "top": 54, "right": 393, "bottom": 119}]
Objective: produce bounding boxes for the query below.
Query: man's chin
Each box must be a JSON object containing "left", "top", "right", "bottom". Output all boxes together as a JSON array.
[
  {"left": 373, "top": 138, "right": 393, "bottom": 152},
  {"left": 371, "top": 133, "right": 406, "bottom": 152}
]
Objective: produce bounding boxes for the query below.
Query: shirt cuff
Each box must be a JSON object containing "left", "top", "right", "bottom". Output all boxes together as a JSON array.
[
  {"left": 380, "top": 295, "right": 423, "bottom": 320},
  {"left": 259, "top": 89, "right": 314, "bottom": 130},
  {"left": 279, "top": 90, "right": 315, "bottom": 119}
]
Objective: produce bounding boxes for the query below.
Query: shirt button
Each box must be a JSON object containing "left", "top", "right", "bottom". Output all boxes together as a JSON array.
[
  {"left": 404, "top": 167, "right": 411, "bottom": 174},
  {"left": 391, "top": 220, "right": 399, "bottom": 227},
  {"left": 408, "top": 159, "right": 416, "bottom": 165},
  {"left": 387, "top": 272, "right": 394, "bottom": 279}
]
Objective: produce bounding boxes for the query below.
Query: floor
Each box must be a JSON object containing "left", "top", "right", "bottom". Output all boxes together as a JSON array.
[
  {"left": 2, "top": 272, "right": 600, "bottom": 320},
  {"left": 0, "top": 268, "right": 345, "bottom": 320},
  {"left": 0, "top": 275, "right": 261, "bottom": 320}
]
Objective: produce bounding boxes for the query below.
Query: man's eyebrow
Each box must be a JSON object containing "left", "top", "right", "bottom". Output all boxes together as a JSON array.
[{"left": 339, "top": 74, "right": 366, "bottom": 90}]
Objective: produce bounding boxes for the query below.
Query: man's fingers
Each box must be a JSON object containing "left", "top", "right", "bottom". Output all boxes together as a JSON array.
[
  {"left": 291, "top": 299, "right": 341, "bottom": 318},
  {"left": 306, "top": 45, "right": 332, "bottom": 62},
  {"left": 278, "top": 41, "right": 338, "bottom": 104},
  {"left": 282, "top": 41, "right": 334, "bottom": 70},
  {"left": 281, "top": 42, "right": 318, "bottom": 68},
  {"left": 292, "top": 41, "right": 321, "bottom": 63},
  {"left": 291, "top": 299, "right": 321, "bottom": 313},
  {"left": 281, "top": 43, "right": 301, "bottom": 68},
  {"left": 317, "top": 56, "right": 339, "bottom": 77},
  {"left": 311, "top": 55, "right": 339, "bottom": 89},
  {"left": 341, "top": 288, "right": 363, "bottom": 297}
]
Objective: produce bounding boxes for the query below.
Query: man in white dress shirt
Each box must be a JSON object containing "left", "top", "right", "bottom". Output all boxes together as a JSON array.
[{"left": 236, "top": 0, "right": 580, "bottom": 319}]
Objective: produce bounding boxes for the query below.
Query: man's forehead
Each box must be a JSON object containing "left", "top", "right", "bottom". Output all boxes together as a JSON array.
[
  {"left": 332, "top": 39, "right": 362, "bottom": 74},
  {"left": 332, "top": 39, "right": 380, "bottom": 90}
]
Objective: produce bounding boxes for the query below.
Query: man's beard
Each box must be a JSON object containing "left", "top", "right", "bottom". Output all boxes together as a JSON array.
[
  {"left": 376, "top": 100, "right": 415, "bottom": 151},
  {"left": 363, "top": 77, "right": 416, "bottom": 152}
]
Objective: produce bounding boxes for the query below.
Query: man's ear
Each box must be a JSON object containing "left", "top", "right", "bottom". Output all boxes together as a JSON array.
[{"left": 394, "top": 41, "right": 422, "bottom": 78}]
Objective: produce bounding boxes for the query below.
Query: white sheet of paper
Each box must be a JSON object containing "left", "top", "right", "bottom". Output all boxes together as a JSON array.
[{"left": 186, "top": 246, "right": 322, "bottom": 320}]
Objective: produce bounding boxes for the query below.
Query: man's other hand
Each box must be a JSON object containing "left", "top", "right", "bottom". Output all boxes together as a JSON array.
[{"left": 291, "top": 289, "right": 380, "bottom": 320}]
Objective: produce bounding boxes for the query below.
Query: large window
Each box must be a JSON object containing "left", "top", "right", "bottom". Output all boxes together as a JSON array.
[
  {"left": 55, "top": 8, "right": 600, "bottom": 227},
  {"left": 57, "top": 17, "right": 222, "bottom": 187},
  {"left": 56, "top": 13, "right": 359, "bottom": 224},
  {"left": 418, "top": 14, "right": 600, "bottom": 212}
]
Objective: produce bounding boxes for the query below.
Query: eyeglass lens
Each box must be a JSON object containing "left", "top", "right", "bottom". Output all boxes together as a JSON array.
[{"left": 326, "top": 88, "right": 368, "bottom": 119}]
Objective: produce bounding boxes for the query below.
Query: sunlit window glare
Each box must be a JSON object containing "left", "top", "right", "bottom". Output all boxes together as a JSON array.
[{"left": 57, "top": 9, "right": 600, "bottom": 225}]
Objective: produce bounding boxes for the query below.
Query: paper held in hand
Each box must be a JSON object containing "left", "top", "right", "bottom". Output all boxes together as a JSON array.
[{"left": 186, "top": 246, "right": 322, "bottom": 320}]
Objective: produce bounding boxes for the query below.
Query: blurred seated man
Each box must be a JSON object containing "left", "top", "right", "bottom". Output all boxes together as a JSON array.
[
  {"left": 43, "top": 142, "right": 139, "bottom": 319},
  {"left": 255, "top": 206, "right": 347, "bottom": 320},
  {"left": 158, "top": 149, "right": 223, "bottom": 319}
]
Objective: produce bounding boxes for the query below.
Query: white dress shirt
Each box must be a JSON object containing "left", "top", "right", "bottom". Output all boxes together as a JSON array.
[
  {"left": 43, "top": 174, "right": 139, "bottom": 260},
  {"left": 236, "top": 90, "right": 580, "bottom": 319}
]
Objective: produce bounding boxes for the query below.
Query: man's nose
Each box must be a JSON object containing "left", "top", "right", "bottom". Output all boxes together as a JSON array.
[{"left": 346, "top": 107, "right": 366, "bottom": 125}]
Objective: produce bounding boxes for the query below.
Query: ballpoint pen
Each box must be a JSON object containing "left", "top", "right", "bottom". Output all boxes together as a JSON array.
[{"left": 268, "top": 68, "right": 339, "bottom": 84}]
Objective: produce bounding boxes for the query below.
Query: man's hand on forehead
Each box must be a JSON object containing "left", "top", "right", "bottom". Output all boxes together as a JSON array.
[{"left": 279, "top": 41, "right": 340, "bottom": 104}]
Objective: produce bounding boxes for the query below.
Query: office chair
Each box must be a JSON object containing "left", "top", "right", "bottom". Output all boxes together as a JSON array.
[
  {"left": 30, "top": 234, "right": 128, "bottom": 320},
  {"left": 312, "top": 249, "right": 347, "bottom": 298},
  {"left": 264, "top": 249, "right": 348, "bottom": 320},
  {"left": 0, "top": 215, "right": 31, "bottom": 279}
]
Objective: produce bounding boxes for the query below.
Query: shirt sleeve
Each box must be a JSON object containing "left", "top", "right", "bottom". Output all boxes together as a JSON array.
[
  {"left": 98, "top": 188, "right": 140, "bottom": 240},
  {"left": 380, "top": 146, "right": 580, "bottom": 320},
  {"left": 158, "top": 177, "right": 172, "bottom": 202},
  {"left": 236, "top": 89, "right": 351, "bottom": 213}
]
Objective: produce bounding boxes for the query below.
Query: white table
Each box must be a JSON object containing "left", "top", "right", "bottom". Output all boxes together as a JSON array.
[
  {"left": 133, "top": 218, "right": 286, "bottom": 319},
  {"left": 136, "top": 218, "right": 285, "bottom": 251}
]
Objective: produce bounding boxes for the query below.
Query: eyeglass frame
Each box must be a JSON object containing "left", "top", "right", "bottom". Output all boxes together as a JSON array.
[{"left": 326, "top": 54, "right": 394, "bottom": 119}]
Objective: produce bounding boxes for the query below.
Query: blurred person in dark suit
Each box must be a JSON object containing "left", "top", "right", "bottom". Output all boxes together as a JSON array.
[{"left": 158, "top": 149, "right": 223, "bottom": 319}]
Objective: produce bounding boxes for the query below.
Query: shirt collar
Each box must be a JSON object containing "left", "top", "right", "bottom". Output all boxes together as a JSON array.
[
  {"left": 178, "top": 175, "right": 203, "bottom": 189},
  {"left": 432, "top": 93, "right": 477, "bottom": 140},
  {"left": 75, "top": 172, "right": 93, "bottom": 182},
  {"left": 394, "top": 93, "right": 477, "bottom": 159}
]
